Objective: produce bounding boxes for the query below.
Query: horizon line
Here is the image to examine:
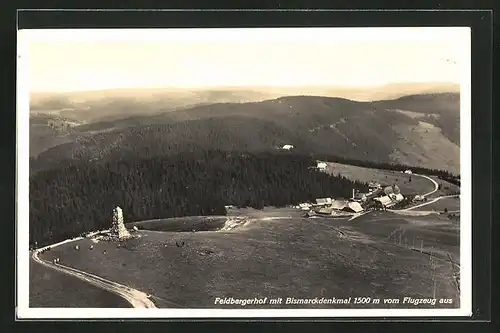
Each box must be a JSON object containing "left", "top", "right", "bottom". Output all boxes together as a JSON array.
[{"left": 29, "top": 81, "right": 461, "bottom": 94}]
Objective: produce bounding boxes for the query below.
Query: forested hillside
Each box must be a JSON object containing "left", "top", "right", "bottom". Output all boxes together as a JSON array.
[
  {"left": 28, "top": 92, "right": 461, "bottom": 247},
  {"left": 29, "top": 151, "right": 368, "bottom": 247},
  {"left": 30, "top": 94, "right": 461, "bottom": 174},
  {"left": 30, "top": 117, "right": 310, "bottom": 173}
]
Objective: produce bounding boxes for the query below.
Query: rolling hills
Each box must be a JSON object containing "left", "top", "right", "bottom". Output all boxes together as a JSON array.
[
  {"left": 29, "top": 82, "right": 460, "bottom": 122},
  {"left": 30, "top": 93, "right": 460, "bottom": 174},
  {"left": 29, "top": 88, "right": 280, "bottom": 123}
]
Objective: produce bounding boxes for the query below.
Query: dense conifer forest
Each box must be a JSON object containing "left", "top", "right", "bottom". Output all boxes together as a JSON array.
[{"left": 29, "top": 150, "right": 368, "bottom": 247}]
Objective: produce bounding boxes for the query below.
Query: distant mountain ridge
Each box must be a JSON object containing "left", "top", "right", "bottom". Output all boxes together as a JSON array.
[
  {"left": 29, "top": 82, "right": 459, "bottom": 121},
  {"left": 29, "top": 88, "right": 278, "bottom": 122},
  {"left": 30, "top": 92, "right": 461, "bottom": 174}
]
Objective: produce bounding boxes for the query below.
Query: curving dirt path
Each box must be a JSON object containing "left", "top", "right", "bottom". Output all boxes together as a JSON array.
[
  {"left": 400, "top": 195, "right": 459, "bottom": 212},
  {"left": 32, "top": 233, "right": 157, "bottom": 309},
  {"left": 415, "top": 173, "right": 439, "bottom": 197}
]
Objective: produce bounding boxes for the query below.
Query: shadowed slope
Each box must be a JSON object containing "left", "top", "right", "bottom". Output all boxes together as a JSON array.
[{"left": 31, "top": 94, "right": 460, "bottom": 173}]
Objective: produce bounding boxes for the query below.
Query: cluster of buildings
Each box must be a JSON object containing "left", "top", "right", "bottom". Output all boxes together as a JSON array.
[
  {"left": 354, "top": 183, "right": 405, "bottom": 209},
  {"left": 295, "top": 197, "right": 363, "bottom": 218},
  {"left": 291, "top": 161, "right": 423, "bottom": 216},
  {"left": 296, "top": 180, "right": 410, "bottom": 218}
]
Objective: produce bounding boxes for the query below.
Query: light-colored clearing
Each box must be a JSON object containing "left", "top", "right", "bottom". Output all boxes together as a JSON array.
[{"left": 390, "top": 121, "right": 459, "bottom": 174}]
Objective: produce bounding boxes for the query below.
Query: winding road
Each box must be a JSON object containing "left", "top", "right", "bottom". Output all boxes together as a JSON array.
[
  {"left": 384, "top": 173, "right": 459, "bottom": 212},
  {"left": 400, "top": 194, "right": 460, "bottom": 212},
  {"left": 32, "top": 234, "right": 157, "bottom": 309},
  {"left": 349, "top": 173, "right": 441, "bottom": 220},
  {"left": 416, "top": 174, "right": 440, "bottom": 197},
  {"left": 351, "top": 173, "right": 455, "bottom": 219}
]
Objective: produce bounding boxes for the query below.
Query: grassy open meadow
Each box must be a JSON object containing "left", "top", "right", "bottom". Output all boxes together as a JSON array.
[
  {"left": 37, "top": 207, "right": 460, "bottom": 309},
  {"left": 412, "top": 196, "right": 460, "bottom": 213},
  {"left": 323, "top": 162, "right": 434, "bottom": 195},
  {"left": 323, "top": 162, "right": 459, "bottom": 197},
  {"left": 29, "top": 255, "right": 131, "bottom": 308}
]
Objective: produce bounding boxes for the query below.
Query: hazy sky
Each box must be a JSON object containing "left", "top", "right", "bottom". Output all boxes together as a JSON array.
[{"left": 19, "top": 28, "right": 469, "bottom": 92}]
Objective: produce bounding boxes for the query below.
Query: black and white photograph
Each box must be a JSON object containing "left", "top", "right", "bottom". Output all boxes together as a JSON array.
[{"left": 17, "top": 27, "right": 471, "bottom": 318}]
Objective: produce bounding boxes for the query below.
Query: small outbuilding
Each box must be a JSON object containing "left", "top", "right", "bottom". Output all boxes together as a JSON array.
[
  {"left": 394, "top": 193, "right": 405, "bottom": 202},
  {"left": 413, "top": 195, "right": 425, "bottom": 202},
  {"left": 329, "top": 200, "right": 347, "bottom": 210},
  {"left": 374, "top": 196, "right": 394, "bottom": 207},
  {"left": 315, "top": 197, "right": 332, "bottom": 206},
  {"left": 342, "top": 201, "right": 364, "bottom": 213},
  {"left": 383, "top": 186, "right": 395, "bottom": 196},
  {"left": 298, "top": 203, "right": 312, "bottom": 210},
  {"left": 317, "top": 162, "right": 327, "bottom": 170}
]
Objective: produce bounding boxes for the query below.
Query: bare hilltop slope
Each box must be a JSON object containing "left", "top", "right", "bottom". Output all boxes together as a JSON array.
[
  {"left": 373, "top": 92, "right": 460, "bottom": 145},
  {"left": 36, "top": 208, "right": 460, "bottom": 309},
  {"left": 30, "top": 92, "right": 460, "bottom": 174}
]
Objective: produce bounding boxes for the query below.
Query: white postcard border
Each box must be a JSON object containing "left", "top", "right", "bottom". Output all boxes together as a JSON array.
[{"left": 16, "top": 27, "right": 472, "bottom": 319}]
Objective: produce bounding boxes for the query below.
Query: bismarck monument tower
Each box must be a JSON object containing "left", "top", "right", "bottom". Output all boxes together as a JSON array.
[{"left": 111, "top": 206, "right": 131, "bottom": 240}]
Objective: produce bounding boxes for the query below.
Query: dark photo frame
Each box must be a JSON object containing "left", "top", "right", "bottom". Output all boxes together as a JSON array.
[{"left": 5, "top": 6, "right": 494, "bottom": 333}]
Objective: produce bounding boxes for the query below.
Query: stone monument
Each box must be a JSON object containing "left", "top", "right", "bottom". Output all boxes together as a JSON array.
[{"left": 111, "top": 206, "right": 131, "bottom": 240}]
